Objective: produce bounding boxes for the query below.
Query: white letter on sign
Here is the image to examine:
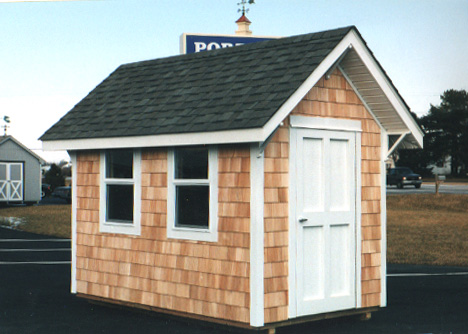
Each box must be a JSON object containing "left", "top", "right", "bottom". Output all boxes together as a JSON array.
[
  {"left": 194, "top": 42, "right": 207, "bottom": 52},
  {"left": 221, "top": 43, "right": 234, "bottom": 48},
  {"left": 207, "top": 42, "right": 221, "bottom": 50}
]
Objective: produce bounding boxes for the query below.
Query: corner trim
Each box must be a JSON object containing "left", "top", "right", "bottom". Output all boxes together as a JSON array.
[
  {"left": 69, "top": 151, "right": 77, "bottom": 294},
  {"left": 250, "top": 144, "right": 264, "bottom": 327},
  {"left": 380, "top": 130, "right": 388, "bottom": 307}
]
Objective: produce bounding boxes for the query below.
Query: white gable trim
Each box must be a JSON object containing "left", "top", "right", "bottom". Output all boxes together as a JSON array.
[
  {"left": 262, "top": 34, "right": 357, "bottom": 140},
  {"left": 345, "top": 31, "right": 423, "bottom": 148},
  {"left": 262, "top": 29, "right": 423, "bottom": 148}
]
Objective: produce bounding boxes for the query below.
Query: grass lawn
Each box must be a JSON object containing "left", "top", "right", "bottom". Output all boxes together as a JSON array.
[
  {"left": 1, "top": 194, "right": 468, "bottom": 266},
  {"left": 387, "top": 194, "right": 468, "bottom": 266},
  {"left": 0, "top": 205, "right": 71, "bottom": 239}
]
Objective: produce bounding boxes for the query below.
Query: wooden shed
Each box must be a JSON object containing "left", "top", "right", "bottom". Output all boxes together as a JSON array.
[
  {"left": 41, "top": 26, "right": 423, "bottom": 331},
  {"left": 0, "top": 136, "right": 45, "bottom": 205}
]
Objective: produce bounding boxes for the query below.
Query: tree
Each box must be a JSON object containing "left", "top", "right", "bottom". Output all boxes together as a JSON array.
[
  {"left": 44, "top": 164, "right": 65, "bottom": 191},
  {"left": 420, "top": 89, "right": 468, "bottom": 176}
]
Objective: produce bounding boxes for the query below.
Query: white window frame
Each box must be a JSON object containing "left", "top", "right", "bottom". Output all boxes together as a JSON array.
[
  {"left": 167, "top": 147, "right": 218, "bottom": 242},
  {"left": 99, "top": 149, "right": 141, "bottom": 236}
]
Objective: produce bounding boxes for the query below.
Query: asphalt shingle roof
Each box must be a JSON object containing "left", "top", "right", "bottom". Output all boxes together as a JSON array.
[{"left": 41, "top": 26, "right": 355, "bottom": 141}]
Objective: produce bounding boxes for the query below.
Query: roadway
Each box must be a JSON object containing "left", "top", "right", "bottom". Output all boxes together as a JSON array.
[{"left": 387, "top": 182, "right": 468, "bottom": 195}]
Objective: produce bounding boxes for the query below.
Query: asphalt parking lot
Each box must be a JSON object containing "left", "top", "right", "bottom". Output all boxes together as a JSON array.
[{"left": 1, "top": 227, "right": 468, "bottom": 334}]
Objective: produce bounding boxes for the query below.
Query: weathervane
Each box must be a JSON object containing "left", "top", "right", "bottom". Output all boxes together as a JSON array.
[
  {"left": 237, "top": 0, "right": 255, "bottom": 16},
  {"left": 2, "top": 116, "right": 10, "bottom": 136}
]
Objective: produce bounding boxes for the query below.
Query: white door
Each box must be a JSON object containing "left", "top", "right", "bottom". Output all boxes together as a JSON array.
[
  {"left": 293, "top": 128, "right": 357, "bottom": 316},
  {"left": 0, "top": 163, "right": 23, "bottom": 201}
]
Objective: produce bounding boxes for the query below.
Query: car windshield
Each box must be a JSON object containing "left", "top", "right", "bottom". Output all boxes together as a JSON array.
[{"left": 398, "top": 168, "right": 413, "bottom": 174}]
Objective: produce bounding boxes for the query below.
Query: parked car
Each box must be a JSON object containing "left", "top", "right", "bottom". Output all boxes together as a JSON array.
[
  {"left": 387, "top": 167, "right": 422, "bottom": 189},
  {"left": 41, "top": 183, "right": 52, "bottom": 198},
  {"left": 51, "top": 186, "right": 71, "bottom": 203}
]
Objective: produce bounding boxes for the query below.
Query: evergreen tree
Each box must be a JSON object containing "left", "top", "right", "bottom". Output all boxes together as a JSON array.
[
  {"left": 44, "top": 164, "right": 65, "bottom": 191},
  {"left": 420, "top": 89, "right": 468, "bottom": 176}
]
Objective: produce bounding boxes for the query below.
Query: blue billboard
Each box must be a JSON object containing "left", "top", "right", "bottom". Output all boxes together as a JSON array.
[{"left": 181, "top": 34, "right": 275, "bottom": 54}]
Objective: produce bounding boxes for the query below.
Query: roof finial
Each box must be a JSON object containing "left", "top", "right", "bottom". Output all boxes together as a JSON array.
[
  {"left": 237, "top": 0, "right": 254, "bottom": 16},
  {"left": 236, "top": 0, "right": 254, "bottom": 36},
  {"left": 2, "top": 116, "right": 10, "bottom": 136}
]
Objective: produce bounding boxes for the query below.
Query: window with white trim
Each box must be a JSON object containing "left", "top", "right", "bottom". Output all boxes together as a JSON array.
[
  {"left": 100, "top": 149, "right": 141, "bottom": 235},
  {"left": 167, "top": 146, "right": 218, "bottom": 242}
]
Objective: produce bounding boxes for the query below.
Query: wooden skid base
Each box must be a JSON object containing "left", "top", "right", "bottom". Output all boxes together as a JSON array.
[{"left": 77, "top": 293, "right": 380, "bottom": 333}]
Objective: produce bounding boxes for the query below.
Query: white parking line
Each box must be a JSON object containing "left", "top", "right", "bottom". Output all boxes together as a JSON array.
[
  {"left": 0, "top": 248, "right": 70, "bottom": 252},
  {"left": 388, "top": 272, "right": 468, "bottom": 277}
]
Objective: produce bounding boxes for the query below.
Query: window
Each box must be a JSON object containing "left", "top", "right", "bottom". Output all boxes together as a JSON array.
[
  {"left": 167, "top": 146, "right": 218, "bottom": 242},
  {"left": 100, "top": 149, "right": 141, "bottom": 235}
]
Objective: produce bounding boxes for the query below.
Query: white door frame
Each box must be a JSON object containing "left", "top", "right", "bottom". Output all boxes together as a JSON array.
[{"left": 288, "top": 116, "right": 362, "bottom": 318}]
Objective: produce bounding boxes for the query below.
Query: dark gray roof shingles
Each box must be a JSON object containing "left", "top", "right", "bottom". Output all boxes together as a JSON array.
[{"left": 41, "top": 26, "right": 355, "bottom": 141}]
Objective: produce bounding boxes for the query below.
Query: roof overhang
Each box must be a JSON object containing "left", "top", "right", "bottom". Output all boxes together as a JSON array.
[
  {"left": 42, "top": 127, "right": 269, "bottom": 151},
  {"left": 43, "top": 28, "right": 423, "bottom": 153}
]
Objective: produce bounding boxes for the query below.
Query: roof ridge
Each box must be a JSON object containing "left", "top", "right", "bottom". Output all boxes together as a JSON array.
[{"left": 120, "top": 26, "right": 356, "bottom": 69}]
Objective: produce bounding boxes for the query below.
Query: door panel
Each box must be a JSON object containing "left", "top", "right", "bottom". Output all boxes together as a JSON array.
[
  {"left": 0, "top": 163, "right": 7, "bottom": 200},
  {"left": 302, "top": 138, "right": 324, "bottom": 212},
  {"left": 294, "top": 129, "right": 357, "bottom": 316},
  {"left": 9, "top": 164, "right": 23, "bottom": 201},
  {"left": 329, "top": 139, "right": 349, "bottom": 211},
  {"left": 302, "top": 225, "right": 325, "bottom": 301}
]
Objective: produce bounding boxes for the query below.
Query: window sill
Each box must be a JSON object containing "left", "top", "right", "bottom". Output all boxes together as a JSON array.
[
  {"left": 100, "top": 221, "right": 141, "bottom": 236},
  {"left": 167, "top": 227, "right": 217, "bottom": 242}
]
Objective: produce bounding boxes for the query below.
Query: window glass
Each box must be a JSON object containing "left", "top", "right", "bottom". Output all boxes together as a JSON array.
[
  {"left": 175, "top": 185, "right": 209, "bottom": 228},
  {"left": 106, "top": 150, "right": 133, "bottom": 178},
  {"left": 0, "top": 164, "right": 6, "bottom": 179},
  {"left": 10, "top": 165, "right": 22, "bottom": 180},
  {"left": 175, "top": 147, "right": 208, "bottom": 179},
  {"left": 106, "top": 184, "right": 134, "bottom": 223}
]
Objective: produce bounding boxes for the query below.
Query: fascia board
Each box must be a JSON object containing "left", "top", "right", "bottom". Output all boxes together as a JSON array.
[
  {"left": 345, "top": 30, "right": 424, "bottom": 148},
  {"left": 42, "top": 128, "right": 265, "bottom": 151}
]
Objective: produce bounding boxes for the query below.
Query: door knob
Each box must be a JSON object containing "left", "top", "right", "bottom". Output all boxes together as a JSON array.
[{"left": 298, "top": 217, "right": 308, "bottom": 223}]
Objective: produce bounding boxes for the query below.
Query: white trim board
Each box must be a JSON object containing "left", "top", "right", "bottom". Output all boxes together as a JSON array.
[
  {"left": 249, "top": 144, "right": 265, "bottom": 327},
  {"left": 42, "top": 128, "right": 266, "bottom": 151},
  {"left": 380, "top": 131, "right": 388, "bottom": 307},
  {"left": 69, "top": 151, "right": 77, "bottom": 294},
  {"left": 290, "top": 116, "right": 362, "bottom": 132}
]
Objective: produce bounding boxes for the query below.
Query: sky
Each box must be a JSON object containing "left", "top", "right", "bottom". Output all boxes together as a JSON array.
[{"left": 1, "top": 0, "right": 467, "bottom": 163}]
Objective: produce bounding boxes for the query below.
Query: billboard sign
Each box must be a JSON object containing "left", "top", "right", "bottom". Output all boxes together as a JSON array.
[{"left": 180, "top": 33, "right": 276, "bottom": 54}]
